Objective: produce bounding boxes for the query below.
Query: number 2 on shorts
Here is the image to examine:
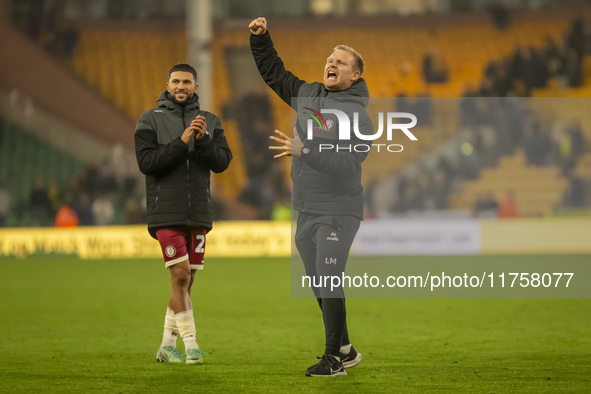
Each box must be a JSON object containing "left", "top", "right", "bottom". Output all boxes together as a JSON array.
[{"left": 195, "top": 234, "right": 205, "bottom": 253}]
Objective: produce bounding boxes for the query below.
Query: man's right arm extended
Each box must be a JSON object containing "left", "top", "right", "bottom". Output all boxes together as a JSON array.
[{"left": 250, "top": 31, "right": 305, "bottom": 106}]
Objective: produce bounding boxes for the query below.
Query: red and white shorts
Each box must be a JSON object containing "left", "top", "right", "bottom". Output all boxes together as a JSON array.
[{"left": 156, "top": 226, "right": 207, "bottom": 270}]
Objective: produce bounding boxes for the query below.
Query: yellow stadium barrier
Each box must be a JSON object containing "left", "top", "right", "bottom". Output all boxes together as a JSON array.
[
  {"left": 1, "top": 218, "right": 590, "bottom": 259},
  {"left": 480, "top": 218, "right": 591, "bottom": 255},
  {"left": 0, "top": 222, "right": 292, "bottom": 259}
]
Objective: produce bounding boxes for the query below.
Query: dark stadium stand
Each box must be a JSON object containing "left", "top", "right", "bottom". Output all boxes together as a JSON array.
[{"left": 0, "top": 118, "right": 83, "bottom": 226}]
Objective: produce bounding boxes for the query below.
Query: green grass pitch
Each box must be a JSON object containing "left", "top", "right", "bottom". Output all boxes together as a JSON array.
[{"left": 0, "top": 255, "right": 589, "bottom": 393}]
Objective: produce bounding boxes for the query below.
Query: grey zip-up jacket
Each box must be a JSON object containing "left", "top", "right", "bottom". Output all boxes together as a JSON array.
[
  {"left": 135, "top": 90, "right": 232, "bottom": 238},
  {"left": 251, "top": 31, "right": 372, "bottom": 219}
]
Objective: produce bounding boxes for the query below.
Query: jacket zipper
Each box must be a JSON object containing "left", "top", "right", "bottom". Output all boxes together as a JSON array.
[
  {"left": 182, "top": 106, "right": 191, "bottom": 221},
  {"left": 297, "top": 127, "right": 305, "bottom": 212}
]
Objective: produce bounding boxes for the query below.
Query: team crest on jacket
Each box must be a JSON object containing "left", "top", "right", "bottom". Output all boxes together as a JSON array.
[
  {"left": 325, "top": 119, "right": 334, "bottom": 131},
  {"left": 165, "top": 245, "right": 176, "bottom": 257}
]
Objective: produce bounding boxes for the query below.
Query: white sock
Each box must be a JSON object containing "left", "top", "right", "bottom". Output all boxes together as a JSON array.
[
  {"left": 340, "top": 344, "right": 352, "bottom": 354},
  {"left": 175, "top": 309, "right": 199, "bottom": 350},
  {"left": 161, "top": 307, "right": 179, "bottom": 347}
]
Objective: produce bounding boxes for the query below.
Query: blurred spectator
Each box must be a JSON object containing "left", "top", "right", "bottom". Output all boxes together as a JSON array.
[
  {"left": 459, "top": 85, "right": 478, "bottom": 126},
  {"left": 54, "top": 192, "right": 78, "bottom": 227},
  {"left": 558, "top": 125, "right": 574, "bottom": 170},
  {"left": 563, "top": 18, "right": 587, "bottom": 86},
  {"left": 498, "top": 190, "right": 518, "bottom": 218},
  {"left": 364, "top": 178, "right": 378, "bottom": 218},
  {"left": 0, "top": 114, "right": 4, "bottom": 143},
  {"left": 29, "top": 177, "right": 52, "bottom": 226},
  {"left": 47, "top": 180, "right": 62, "bottom": 217},
  {"left": 436, "top": 168, "right": 454, "bottom": 209},
  {"left": 0, "top": 182, "right": 10, "bottom": 227},
  {"left": 41, "top": 0, "right": 63, "bottom": 54},
  {"left": 511, "top": 47, "right": 537, "bottom": 96},
  {"left": 236, "top": 91, "right": 279, "bottom": 219},
  {"left": 75, "top": 192, "right": 94, "bottom": 225},
  {"left": 488, "top": 0, "right": 509, "bottom": 31},
  {"left": 395, "top": 93, "right": 410, "bottom": 113},
  {"left": 569, "top": 120, "right": 585, "bottom": 160},
  {"left": 60, "top": 20, "right": 79, "bottom": 59},
  {"left": 474, "top": 192, "right": 498, "bottom": 218},
  {"left": 422, "top": 49, "right": 448, "bottom": 83},
  {"left": 522, "top": 115, "right": 544, "bottom": 166},
  {"left": 461, "top": 143, "right": 480, "bottom": 180},
  {"left": 96, "top": 158, "right": 118, "bottom": 198},
  {"left": 12, "top": 0, "right": 44, "bottom": 40},
  {"left": 564, "top": 48, "right": 583, "bottom": 87},
  {"left": 92, "top": 193, "right": 115, "bottom": 226},
  {"left": 66, "top": 174, "right": 81, "bottom": 205},
  {"left": 563, "top": 169, "right": 584, "bottom": 208},
  {"left": 124, "top": 197, "right": 146, "bottom": 224},
  {"left": 238, "top": 181, "right": 267, "bottom": 219},
  {"left": 112, "top": 144, "right": 138, "bottom": 198},
  {"left": 414, "top": 96, "right": 433, "bottom": 126},
  {"left": 79, "top": 163, "right": 99, "bottom": 198},
  {"left": 395, "top": 94, "right": 432, "bottom": 125},
  {"left": 542, "top": 36, "right": 565, "bottom": 80}
]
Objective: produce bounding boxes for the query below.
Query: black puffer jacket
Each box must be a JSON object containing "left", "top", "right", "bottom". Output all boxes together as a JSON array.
[
  {"left": 251, "top": 31, "right": 373, "bottom": 219},
  {"left": 135, "top": 90, "right": 232, "bottom": 238}
]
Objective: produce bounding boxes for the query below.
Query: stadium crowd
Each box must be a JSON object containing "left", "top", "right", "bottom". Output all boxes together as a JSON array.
[
  {"left": 27, "top": 152, "right": 145, "bottom": 227},
  {"left": 462, "top": 18, "right": 590, "bottom": 97},
  {"left": 221, "top": 92, "right": 291, "bottom": 221},
  {"left": 368, "top": 19, "right": 590, "bottom": 218}
]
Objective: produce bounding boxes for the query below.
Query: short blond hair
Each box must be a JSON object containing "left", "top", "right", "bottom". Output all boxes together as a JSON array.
[{"left": 333, "top": 45, "right": 364, "bottom": 76}]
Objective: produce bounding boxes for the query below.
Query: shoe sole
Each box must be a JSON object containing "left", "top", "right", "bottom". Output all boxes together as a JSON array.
[
  {"left": 306, "top": 371, "right": 347, "bottom": 377},
  {"left": 342, "top": 352, "right": 362, "bottom": 369},
  {"left": 156, "top": 357, "right": 183, "bottom": 364},
  {"left": 156, "top": 351, "right": 183, "bottom": 364},
  {"left": 186, "top": 359, "right": 204, "bottom": 365}
]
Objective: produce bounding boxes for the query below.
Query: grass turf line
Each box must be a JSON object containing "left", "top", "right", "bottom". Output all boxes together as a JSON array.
[{"left": 0, "top": 255, "right": 589, "bottom": 393}]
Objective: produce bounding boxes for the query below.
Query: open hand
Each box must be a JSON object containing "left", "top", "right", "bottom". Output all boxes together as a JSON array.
[{"left": 269, "top": 128, "right": 303, "bottom": 158}]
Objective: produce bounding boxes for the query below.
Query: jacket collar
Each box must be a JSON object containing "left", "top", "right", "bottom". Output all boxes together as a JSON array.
[{"left": 321, "top": 78, "right": 370, "bottom": 108}]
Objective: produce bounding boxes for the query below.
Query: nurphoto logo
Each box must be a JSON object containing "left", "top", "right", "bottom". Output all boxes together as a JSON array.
[{"left": 306, "top": 109, "right": 418, "bottom": 153}]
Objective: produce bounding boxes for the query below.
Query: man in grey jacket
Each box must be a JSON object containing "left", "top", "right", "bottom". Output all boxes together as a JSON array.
[{"left": 250, "top": 17, "right": 369, "bottom": 377}]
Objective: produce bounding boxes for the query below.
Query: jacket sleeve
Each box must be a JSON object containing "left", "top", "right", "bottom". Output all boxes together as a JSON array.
[
  {"left": 250, "top": 31, "right": 305, "bottom": 106},
  {"left": 135, "top": 113, "right": 188, "bottom": 176},
  {"left": 193, "top": 116, "right": 233, "bottom": 173}
]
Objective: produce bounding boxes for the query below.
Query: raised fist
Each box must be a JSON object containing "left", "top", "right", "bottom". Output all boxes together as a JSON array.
[{"left": 249, "top": 17, "right": 267, "bottom": 35}]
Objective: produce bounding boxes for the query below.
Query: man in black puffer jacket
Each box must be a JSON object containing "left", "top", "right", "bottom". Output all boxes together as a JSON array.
[
  {"left": 250, "top": 17, "right": 372, "bottom": 377},
  {"left": 135, "top": 63, "right": 232, "bottom": 366}
]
